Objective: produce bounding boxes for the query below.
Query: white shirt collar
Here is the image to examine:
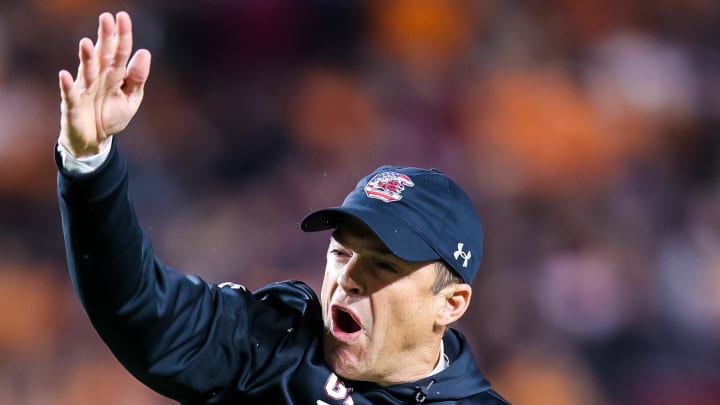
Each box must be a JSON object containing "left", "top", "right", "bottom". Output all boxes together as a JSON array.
[{"left": 428, "top": 339, "right": 449, "bottom": 376}]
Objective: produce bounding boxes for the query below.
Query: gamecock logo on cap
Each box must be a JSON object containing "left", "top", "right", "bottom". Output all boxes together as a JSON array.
[{"left": 364, "top": 172, "right": 415, "bottom": 203}]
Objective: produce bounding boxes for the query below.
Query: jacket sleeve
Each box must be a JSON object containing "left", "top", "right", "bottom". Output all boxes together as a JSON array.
[{"left": 56, "top": 143, "right": 318, "bottom": 403}]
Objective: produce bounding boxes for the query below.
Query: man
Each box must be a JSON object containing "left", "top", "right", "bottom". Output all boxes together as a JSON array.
[{"left": 56, "top": 11, "right": 509, "bottom": 404}]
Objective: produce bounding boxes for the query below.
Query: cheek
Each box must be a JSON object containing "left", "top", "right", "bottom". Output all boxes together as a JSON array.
[
  {"left": 320, "top": 265, "right": 336, "bottom": 314},
  {"left": 321, "top": 264, "right": 336, "bottom": 292},
  {"left": 371, "top": 294, "right": 400, "bottom": 329},
  {"left": 378, "top": 289, "right": 436, "bottom": 334}
]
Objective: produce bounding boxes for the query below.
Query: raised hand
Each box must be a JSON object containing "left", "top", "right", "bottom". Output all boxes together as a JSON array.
[{"left": 58, "top": 11, "right": 151, "bottom": 157}]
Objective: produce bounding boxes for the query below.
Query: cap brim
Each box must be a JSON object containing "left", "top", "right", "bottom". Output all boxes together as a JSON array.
[{"left": 301, "top": 206, "right": 440, "bottom": 263}]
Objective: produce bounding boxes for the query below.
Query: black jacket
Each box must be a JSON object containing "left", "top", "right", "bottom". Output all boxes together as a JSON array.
[{"left": 56, "top": 143, "right": 509, "bottom": 404}]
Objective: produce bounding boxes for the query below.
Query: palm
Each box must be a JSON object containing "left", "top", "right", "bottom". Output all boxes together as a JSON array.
[
  {"left": 59, "top": 12, "right": 151, "bottom": 157},
  {"left": 99, "top": 85, "right": 140, "bottom": 136}
]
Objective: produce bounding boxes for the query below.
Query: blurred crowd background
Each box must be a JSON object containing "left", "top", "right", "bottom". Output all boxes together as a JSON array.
[{"left": 1, "top": 0, "right": 720, "bottom": 404}]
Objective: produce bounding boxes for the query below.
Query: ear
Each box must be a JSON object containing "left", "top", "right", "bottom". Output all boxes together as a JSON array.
[{"left": 435, "top": 284, "right": 472, "bottom": 327}]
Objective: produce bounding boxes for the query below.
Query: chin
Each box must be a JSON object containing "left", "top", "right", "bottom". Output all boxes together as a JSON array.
[
  {"left": 323, "top": 336, "right": 367, "bottom": 380},
  {"left": 330, "top": 359, "right": 366, "bottom": 382}
]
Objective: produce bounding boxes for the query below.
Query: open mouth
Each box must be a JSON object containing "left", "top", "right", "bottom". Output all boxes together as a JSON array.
[{"left": 332, "top": 306, "right": 362, "bottom": 335}]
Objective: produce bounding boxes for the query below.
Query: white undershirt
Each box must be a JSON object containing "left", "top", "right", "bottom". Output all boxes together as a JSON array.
[
  {"left": 429, "top": 339, "right": 449, "bottom": 376},
  {"left": 57, "top": 139, "right": 112, "bottom": 174}
]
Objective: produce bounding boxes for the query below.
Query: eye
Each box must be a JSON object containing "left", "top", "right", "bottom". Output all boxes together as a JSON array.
[
  {"left": 374, "top": 260, "right": 398, "bottom": 273},
  {"left": 329, "top": 248, "right": 350, "bottom": 258}
]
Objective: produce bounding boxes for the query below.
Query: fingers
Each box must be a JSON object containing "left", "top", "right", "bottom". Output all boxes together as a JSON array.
[
  {"left": 123, "top": 48, "right": 152, "bottom": 97},
  {"left": 95, "top": 12, "right": 115, "bottom": 71},
  {"left": 61, "top": 12, "right": 145, "bottom": 105},
  {"left": 104, "top": 11, "right": 135, "bottom": 89},
  {"left": 60, "top": 37, "right": 96, "bottom": 108},
  {"left": 58, "top": 70, "right": 75, "bottom": 105},
  {"left": 78, "top": 38, "right": 97, "bottom": 89},
  {"left": 112, "top": 11, "right": 133, "bottom": 69}
]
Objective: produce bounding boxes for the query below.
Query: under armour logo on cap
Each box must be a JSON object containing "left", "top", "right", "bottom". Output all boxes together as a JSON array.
[{"left": 453, "top": 243, "right": 472, "bottom": 268}]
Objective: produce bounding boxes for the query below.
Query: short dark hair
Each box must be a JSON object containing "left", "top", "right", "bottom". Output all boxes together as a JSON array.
[{"left": 431, "top": 261, "right": 462, "bottom": 294}]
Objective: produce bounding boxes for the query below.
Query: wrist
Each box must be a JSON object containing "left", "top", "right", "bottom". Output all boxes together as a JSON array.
[
  {"left": 58, "top": 136, "right": 112, "bottom": 159},
  {"left": 57, "top": 138, "right": 114, "bottom": 175}
]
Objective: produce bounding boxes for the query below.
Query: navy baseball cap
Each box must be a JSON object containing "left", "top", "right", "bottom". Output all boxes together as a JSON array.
[{"left": 301, "top": 165, "right": 483, "bottom": 284}]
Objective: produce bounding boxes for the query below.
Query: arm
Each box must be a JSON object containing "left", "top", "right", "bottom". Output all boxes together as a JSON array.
[
  {"left": 56, "top": 12, "right": 309, "bottom": 402},
  {"left": 56, "top": 140, "right": 322, "bottom": 403},
  {"left": 57, "top": 142, "right": 302, "bottom": 401}
]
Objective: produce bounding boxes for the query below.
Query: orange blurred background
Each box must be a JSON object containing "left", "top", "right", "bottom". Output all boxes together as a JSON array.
[{"left": 1, "top": 0, "right": 720, "bottom": 403}]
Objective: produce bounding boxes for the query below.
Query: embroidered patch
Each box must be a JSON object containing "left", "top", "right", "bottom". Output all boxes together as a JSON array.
[{"left": 364, "top": 171, "right": 415, "bottom": 203}]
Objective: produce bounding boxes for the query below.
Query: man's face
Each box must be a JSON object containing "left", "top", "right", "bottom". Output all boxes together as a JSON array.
[{"left": 320, "top": 220, "right": 445, "bottom": 384}]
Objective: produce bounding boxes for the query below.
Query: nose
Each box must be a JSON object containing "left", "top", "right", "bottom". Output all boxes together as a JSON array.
[{"left": 337, "top": 257, "right": 365, "bottom": 296}]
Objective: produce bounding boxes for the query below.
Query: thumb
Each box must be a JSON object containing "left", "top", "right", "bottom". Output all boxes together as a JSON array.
[{"left": 123, "top": 49, "right": 151, "bottom": 97}]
